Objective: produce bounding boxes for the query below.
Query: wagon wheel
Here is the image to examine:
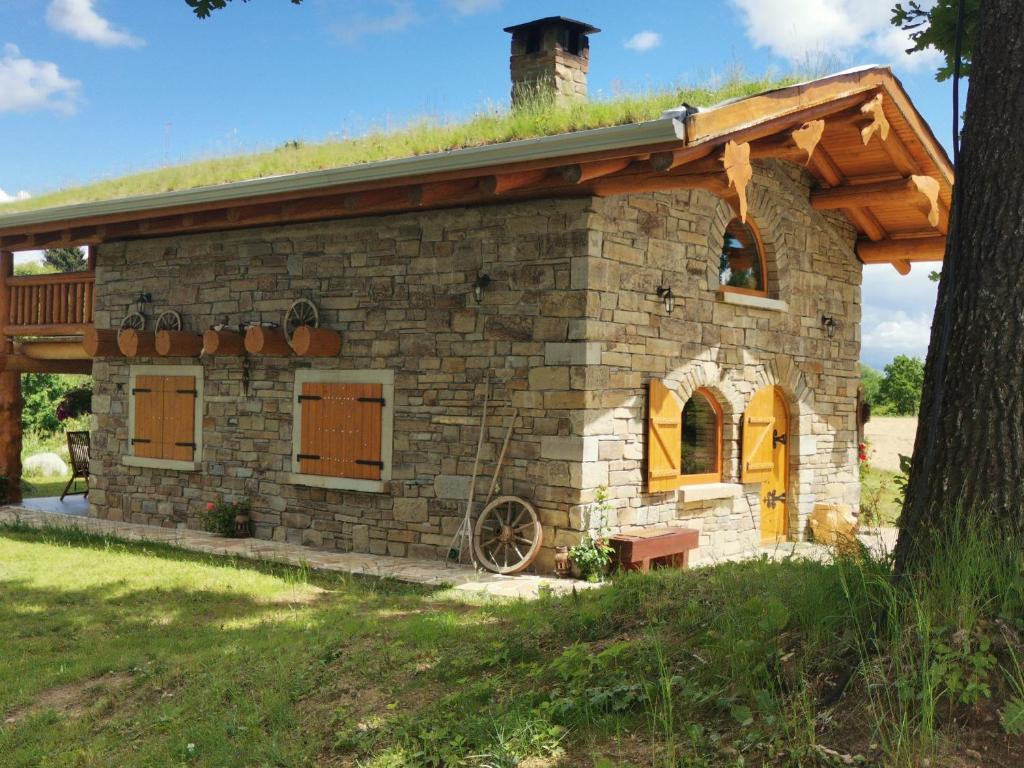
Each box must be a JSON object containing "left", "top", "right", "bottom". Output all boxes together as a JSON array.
[
  {"left": 118, "top": 312, "right": 146, "bottom": 338},
  {"left": 473, "top": 496, "right": 543, "bottom": 575},
  {"left": 155, "top": 310, "right": 182, "bottom": 332},
  {"left": 283, "top": 298, "right": 319, "bottom": 343}
]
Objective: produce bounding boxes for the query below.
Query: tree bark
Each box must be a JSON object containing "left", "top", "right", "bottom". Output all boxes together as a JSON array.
[{"left": 895, "top": 0, "right": 1024, "bottom": 569}]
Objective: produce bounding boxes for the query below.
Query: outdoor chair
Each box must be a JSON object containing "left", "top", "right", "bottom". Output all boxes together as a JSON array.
[{"left": 61, "top": 431, "right": 90, "bottom": 501}]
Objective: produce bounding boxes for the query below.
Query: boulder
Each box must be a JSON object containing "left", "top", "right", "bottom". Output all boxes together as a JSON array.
[{"left": 24, "top": 452, "right": 68, "bottom": 478}]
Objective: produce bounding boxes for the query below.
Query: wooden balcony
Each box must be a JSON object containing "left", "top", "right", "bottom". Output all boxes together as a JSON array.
[{"left": 3, "top": 270, "right": 95, "bottom": 337}]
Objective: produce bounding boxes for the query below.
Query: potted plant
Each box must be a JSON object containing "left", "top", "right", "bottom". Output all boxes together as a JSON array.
[
  {"left": 200, "top": 497, "right": 252, "bottom": 538},
  {"left": 569, "top": 485, "right": 615, "bottom": 582}
]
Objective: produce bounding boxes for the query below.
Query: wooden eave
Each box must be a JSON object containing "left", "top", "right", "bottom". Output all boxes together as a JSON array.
[{"left": 0, "top": 67, "right": 952, "bottom": 274}]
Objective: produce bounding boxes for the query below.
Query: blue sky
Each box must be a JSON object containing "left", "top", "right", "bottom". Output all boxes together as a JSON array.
[{"left": 0, "top": 0, "right": 955, "bottom": 368}]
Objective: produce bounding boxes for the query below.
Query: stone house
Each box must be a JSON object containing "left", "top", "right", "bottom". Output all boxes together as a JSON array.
[{"left": 0, "top": 18, "right": 952, "bottom": 571}]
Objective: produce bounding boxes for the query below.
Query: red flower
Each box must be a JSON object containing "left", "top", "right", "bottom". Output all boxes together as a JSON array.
[{"left": 206, "top": 502, "right": 215, "bottom": 511}]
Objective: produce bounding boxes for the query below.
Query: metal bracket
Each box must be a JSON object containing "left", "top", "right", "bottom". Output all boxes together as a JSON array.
[
  {"left": 773, "top": 429, "right": 787, "bottom": 448},
  {"left": 765, "top": 489, "right": 788, "bottom": 509}
]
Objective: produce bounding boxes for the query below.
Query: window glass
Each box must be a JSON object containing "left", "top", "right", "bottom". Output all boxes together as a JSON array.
[
  {"left": 719, "top": 218, "right": 765, "bottom": 293},
  {"left": 681, "top": 390, "right": 720, "bottom": 477}
]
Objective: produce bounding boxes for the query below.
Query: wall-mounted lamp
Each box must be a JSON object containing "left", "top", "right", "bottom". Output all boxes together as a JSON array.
[
  {"left": 821, "top": 314, "right": 839, "bottom": 339},
  {"left": 472, "top": 274, "right": 491, "bottom": 304},
  {"left": 656, "top": 286, "right": 675, "bottom": 314},
  {"left": 135, "top": 292, "right": 152, "bottom": 315}
]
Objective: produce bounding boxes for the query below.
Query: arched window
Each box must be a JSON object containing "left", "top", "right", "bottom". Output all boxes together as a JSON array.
[
  {"left": 680, "top": 388, "right": 722, "bottom": 484},
  {"left": 719, "top": 217, "right": 767, "bottom": 296}
]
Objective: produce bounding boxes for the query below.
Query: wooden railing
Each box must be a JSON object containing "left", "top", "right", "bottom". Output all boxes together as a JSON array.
[{"left": 2, "top": 271, "right": 95, "bottom": 336}]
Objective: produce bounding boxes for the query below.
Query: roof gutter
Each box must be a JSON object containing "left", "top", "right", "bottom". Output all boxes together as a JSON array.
[{"left": 0, "top": 117, "right": 687, "bottom": 232}]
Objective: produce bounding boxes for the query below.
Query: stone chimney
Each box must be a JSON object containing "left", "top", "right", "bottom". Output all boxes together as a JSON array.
[{"left": 503, "top": 17, "right": 600, "bottom": 108}]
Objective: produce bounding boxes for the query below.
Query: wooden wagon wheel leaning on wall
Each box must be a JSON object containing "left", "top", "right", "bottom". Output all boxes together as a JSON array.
[
  {"left": 155, "top": 310, "right": 182, "bottom": 332},
  {"left": 283, "top": 298, "right": 319, "bottom": 344},
  {"left": 118, "top": 311, "right": 145, "bottom": 337}
]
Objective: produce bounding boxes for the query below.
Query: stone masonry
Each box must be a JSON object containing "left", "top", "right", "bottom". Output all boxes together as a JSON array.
[{"left": 88, "top": 159, "right": 862, "bottom": 572}]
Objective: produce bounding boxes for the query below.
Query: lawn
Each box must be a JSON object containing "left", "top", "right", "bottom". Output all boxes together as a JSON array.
[
  {"left": 1, "top": 525, "right": 1022, "bottom": 767},
  {"left": 860, "top": 464, "right": 903, "bottom": 526}
]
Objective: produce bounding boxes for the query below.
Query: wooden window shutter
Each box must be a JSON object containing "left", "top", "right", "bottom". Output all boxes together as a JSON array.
[
  {"left": 132, "top": 375, "right": 163, "bottom": 459},
  {"left": 163, "top": 376, "right": 197, "bottom": 462},
  {"left": 741, "top": 387, "right": 776, "bottom": 483},
  {"left": 298, "top": 382, "right": 384, "bottom": 480},
  {"left": 647, "top": 379, "right": 683, "bottom": 493}
]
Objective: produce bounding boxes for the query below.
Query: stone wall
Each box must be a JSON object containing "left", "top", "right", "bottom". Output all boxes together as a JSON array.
[
  {"left": 566, "top": 160, "right": 863, "bottom": 564},
  {"left": 89, "top": 200, "right": 602, "bottom": 570}
]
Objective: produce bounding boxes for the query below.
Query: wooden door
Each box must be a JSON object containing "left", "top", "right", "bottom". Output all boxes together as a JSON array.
[{"left": 742, "top": 386, "right": 790, "bottom": 542}]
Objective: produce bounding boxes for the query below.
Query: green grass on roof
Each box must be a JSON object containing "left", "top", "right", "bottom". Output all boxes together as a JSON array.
[{"left": 2, "top": 73, "right": 800, "bottom": 214}]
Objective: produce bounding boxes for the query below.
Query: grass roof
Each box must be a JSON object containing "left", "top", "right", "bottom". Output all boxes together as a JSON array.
[{"left": 2, "top": 74, "right": 798, "bottom": 215}]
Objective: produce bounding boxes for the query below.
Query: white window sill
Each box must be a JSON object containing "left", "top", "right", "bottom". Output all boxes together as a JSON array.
[
  {"left": 678, "top": 482, "right": 743, "bottom": 503},
  {"left": 717, "top": 291, "right": 788, "bottom": 313},
  {"left": 123, "top": 456, "right": 199, "bottom": 472},
  {"left": 286, "top": 472, "right": 386, "bottom": 494}
]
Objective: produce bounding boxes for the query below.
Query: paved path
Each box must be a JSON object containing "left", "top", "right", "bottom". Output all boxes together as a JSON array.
[
  {"left": 0, "top": 505, "right": 899, "bottom": 599},
  {"left": 0, "top": 506, "right": 592, "bottom": 600}
]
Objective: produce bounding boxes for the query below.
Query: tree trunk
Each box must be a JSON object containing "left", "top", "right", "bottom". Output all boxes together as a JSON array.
[{"left": 894, "top": 0, "right": 1024, "bottom": 569}]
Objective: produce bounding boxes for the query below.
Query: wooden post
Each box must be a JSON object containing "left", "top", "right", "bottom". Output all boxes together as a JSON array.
[
  {"left": 0, "top": 250, "right": 22, "bottom": 503},
  {"left": 155, "top": 330, "right": 203, "bottom": 357},
  {"left": 82, "top": 328, "right": 123, "bottom": 358},
  {"left": 290, "top": 326, "right": 341, "bottom": 357},
  {"left": 117, "top": 329, "right": 158, "bottom": 358},
  {"left": 202, "top": 329, "right": 246, "bottom": 356},
  {"left": 244, "top": 326, "right": 293, "bottom": 356}
]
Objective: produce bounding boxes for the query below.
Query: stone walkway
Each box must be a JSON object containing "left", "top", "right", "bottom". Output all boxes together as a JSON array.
[
  {"left": 0, "top": 505, "right": 592, "bottom": 599},
  {"left": 0, "top": 504, "right": 899, "bottom": 600}
]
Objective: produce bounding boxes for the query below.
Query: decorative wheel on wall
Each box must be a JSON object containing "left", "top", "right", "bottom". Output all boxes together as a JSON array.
[
  {"left": 283, "top": 298, "right": 320, "bottom": 343},
  {"left": 118, "top": 312, "right": 146, "bottom": 337},
  {"left": 155, "top": 310, "right": 183, "bottom": 332},
  {"left": 473, "top": 496, "right": 543, "bottom": 575}
]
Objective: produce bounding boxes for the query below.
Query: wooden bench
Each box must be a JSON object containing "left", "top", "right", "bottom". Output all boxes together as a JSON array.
[{"left": 609, "top": 527, "right": 700, "bottom": 572}]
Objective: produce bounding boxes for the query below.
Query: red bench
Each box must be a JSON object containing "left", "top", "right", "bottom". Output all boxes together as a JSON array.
[{"left": 609, "top": 527, "right": 700, "bottom": 572}]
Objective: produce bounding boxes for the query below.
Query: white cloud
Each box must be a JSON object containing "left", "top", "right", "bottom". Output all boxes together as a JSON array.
[
  {"left": 0, "top": 187, "right": 31, "bottom": 203},
  {"left": 46, "top": 0, "right": 144, "bottom": 48},
  {"left": 624, "top": 31, "right": 662, "bottom": 53},
  {"left": 14, "top": 250, "right": 45, "bottom": 266},
  {"left": 333, "top": 1, "right": 418, "bottom": 44},
  {"left": 728, "top": 0, "right": 943, "bottom": 71},
  {"left": 861, "top": 264, "right": 939, "bottom": 367},
  {"left": 0, "top": 44, "right": 80, "bottom": 113},
  {"left": 445, "top": 0, "right": 501, "bottom": 15}
]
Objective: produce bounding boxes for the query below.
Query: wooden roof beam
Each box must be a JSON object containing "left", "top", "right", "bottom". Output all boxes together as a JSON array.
[
  {"left": 561, "top": 157, "right": 634, "bottom": 184},
  {"left": 812, "top": 175, "right": 941, "bottom": 227},
  {"left": 479, "top": 169, "right": 549, "bottom": 195},
  {"left": 857, "top": 235, "right": 946, "bottom": 264}
]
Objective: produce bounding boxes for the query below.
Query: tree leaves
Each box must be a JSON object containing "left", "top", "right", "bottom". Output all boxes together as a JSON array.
[{"left": 186, "top": 0, "right": 302, "bottom": 20}]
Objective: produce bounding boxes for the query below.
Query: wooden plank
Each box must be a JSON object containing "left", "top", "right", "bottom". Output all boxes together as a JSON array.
[
  {"left": 133, "top": 375, "right": 163, "bottom": 460},
  {"left": 163, "top": 376, "right": 196, "bottom": 462}
]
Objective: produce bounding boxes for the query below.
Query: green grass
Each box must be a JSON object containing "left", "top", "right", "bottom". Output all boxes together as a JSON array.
[
  {"left": 2, "top": 521, "right": 1021, "bottom": 767},
  {"left": 20, "top": 477, "right": 78, "bottom": 499},
  {"left": 861, "top": 465, "right": 903, "bottom": 526},
  {"left": 0, "top": 73, "right": 798, "bottom": 215}
]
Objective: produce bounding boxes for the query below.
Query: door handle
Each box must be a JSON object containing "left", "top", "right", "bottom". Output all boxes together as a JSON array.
[{"left": 765, "top": 490, "right": 787, "bottom": 509}]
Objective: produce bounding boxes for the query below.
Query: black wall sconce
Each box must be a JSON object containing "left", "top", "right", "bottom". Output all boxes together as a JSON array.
[
  {"left": 821, "top": 314, "right": 839, "bottom": 338},
  {"left": 135, "top": 292, "right": 152, "bottom": 315},
  {"left": 472, "top": 274, "right": 491, "bottom": 304},
  {"left": 656, "top": 285, "right": 675, "bottom": 314}
]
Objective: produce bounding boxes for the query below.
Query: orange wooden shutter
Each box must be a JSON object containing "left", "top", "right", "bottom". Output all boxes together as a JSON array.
[
  {"left": 163, "top": 376, "right": 197, "bottom": 462},
  {"left": 298, "top": 382, "right": 384, "bottom": 480},
  {"left": 741, "top": 387, "right": 776, "bottom": 483},
  {"left": 647, "top": 379, "right": 683, "bottom": 493},
  {"left": 132, "top": 375, "right": 163, "bottom": 459}
]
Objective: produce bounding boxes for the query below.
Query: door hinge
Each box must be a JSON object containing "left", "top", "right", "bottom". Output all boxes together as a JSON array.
[
  {"left": 357, "top": 396, "right": 386, "bottom": 406},
  {"left": 175, "top": 442, "right": 196, "bottom": 448},
  {"left": 132, "top": 388, "right": 152, "bottom": 394},
  {"left": 131, "top": 438, "right": 151, "bottom": 445},
  {"left": 297, "top": 395, "right": 321, "bottom": 402},
  {"left": 773, "top": 429, "right": 787, "bottom": 448},
  {"left": 296, "top": 453, "right": 320, "bottom": 461},
  {"left": 355, "top": 459, "right": 385, "bottom": 468},
  {"left": 176, "top": 389, "right": 198, "bottom": 396}
]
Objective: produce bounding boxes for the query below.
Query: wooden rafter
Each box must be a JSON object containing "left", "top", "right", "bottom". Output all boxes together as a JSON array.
[
  {"left": 857, "top": 235, "right": 946, "bottom": 264},
  {"left": 812, "top": 175, "right": 941, "bottom": 227},
  {"left": 561, "top": 158, "right": 634, "bottom": 184}
]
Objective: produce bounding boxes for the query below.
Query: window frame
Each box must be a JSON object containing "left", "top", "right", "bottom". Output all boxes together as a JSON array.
[
  {"left": 124, "top": 364, "right": 204, "bottom": 472},
  {"left": 288, "top": 369, "right": 394, "bottom": 493},
  {"left": 718, "top": 216, "right": 770, "bottom": 299},
  {"left": 679, "top": 387, "right": 724, "bottom": 486}
]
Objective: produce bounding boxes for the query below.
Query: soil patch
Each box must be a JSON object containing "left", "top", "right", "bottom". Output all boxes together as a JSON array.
[{"left": 3, "top": 672, "right": 132, "bottom": 725}]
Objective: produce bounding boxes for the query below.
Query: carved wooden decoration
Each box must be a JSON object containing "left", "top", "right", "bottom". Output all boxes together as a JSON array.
[
  {"left": 910, "top": 174, "right": 941, "bottom": 227},
  {"left": 858, "top": 94, "right": 890, "bottom": 145},
  {"left": 721, "top": 140, "right": 753, "bottom": 222},
  {"left": 290, "top": 325, "right": 341, "bottom": 357},
  {"left": 791, "top": 120, "right": 826, "bottom": 163},
  {"left": 82, "top": 327, "right": 123, "bottom": 358},
  {"left": 202, "top": 329, "right": 246, "bottom": 356},
  {"left": 749, "top": 120, "right": 825, "bottom": 164}
]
